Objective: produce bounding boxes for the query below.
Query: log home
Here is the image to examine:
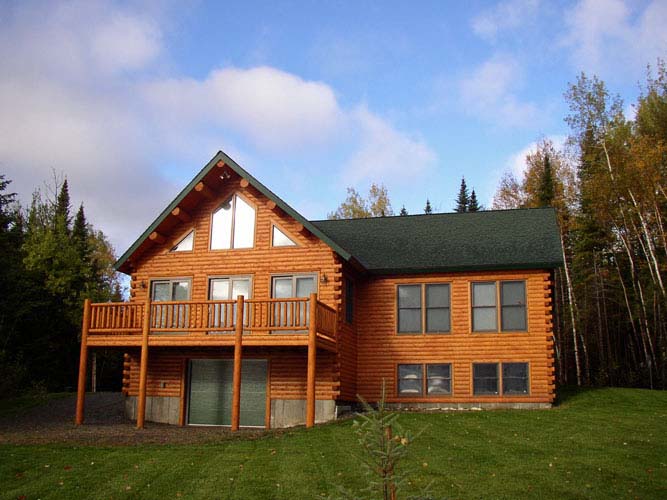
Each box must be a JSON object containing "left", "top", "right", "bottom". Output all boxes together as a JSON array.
[{"left": 75, "top": 151, "right": 562, "bottom": 430}]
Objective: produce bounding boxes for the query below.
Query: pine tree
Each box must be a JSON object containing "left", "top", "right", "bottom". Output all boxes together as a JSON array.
[
  {"left": 468, "top": 189, "right": 481, "bottom": 212},
  {"left": 537, "top": 153, "right": 555, "bottom": 207},
  {"left": 55, "top": 178, "right": 71, "bottom": 233},
  {"left": 455, "top": 177, "right": 469, "bottom": 212},
  {"left": 424, "top": 199, "right": 432, "bottom": 214},
  {"left": 399, "top": 205, "right": 408, "bottom": 216}
]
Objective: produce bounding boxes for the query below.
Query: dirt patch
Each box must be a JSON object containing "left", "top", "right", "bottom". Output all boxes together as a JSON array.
[{"left": 0, "top": 392, "right": 271, "bottom": 446}]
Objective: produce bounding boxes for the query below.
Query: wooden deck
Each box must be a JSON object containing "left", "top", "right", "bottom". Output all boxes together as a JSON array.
[
  {"left": 84, "top": 297, "right": 338, "bottom": 352},
  {"left": 76, "top": 294, "right": 337, "bottom": 430}
]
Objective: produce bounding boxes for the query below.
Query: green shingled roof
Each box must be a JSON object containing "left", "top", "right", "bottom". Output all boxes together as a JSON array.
[{"left": 311, "top": 208, "right": 563, "bottom": 274}]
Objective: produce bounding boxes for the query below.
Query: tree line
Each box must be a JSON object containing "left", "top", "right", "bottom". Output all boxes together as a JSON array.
[
  {"left": 493, "top": 62, "right": 667, "bottom": 389},
  {"left": 0, "top": 176, "right": 121, "bottom": 396}
]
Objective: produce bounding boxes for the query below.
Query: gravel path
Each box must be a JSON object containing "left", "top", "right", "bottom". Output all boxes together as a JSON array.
[{"left": 0, "top": 393, "right": 269, "bottom": 446}]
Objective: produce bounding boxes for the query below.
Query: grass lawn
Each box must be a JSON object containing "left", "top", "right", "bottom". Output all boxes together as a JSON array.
[{"left": 1, "top": 387, "right": 665, "bottom": 499}]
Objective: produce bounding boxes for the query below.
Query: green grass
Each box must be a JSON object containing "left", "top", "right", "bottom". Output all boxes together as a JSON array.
[{"left": 1, "top": 388, "right": 666, "bottom": 499}]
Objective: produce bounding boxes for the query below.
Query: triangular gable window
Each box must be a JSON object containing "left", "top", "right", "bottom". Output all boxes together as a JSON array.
[
  {"left": 171, "top": 230, "right": 194, "bottom": 252},
  {"left": 272, "top": 225, "right": 297, "bottom": 247}
]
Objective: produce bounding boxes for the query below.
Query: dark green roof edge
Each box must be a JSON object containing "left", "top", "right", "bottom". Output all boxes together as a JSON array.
[
  {"left": 367, "top": 261, "right": 563, "bottom": 276},
  {"left": 114, "top": 151, "right": 353, "bottom": 272}
]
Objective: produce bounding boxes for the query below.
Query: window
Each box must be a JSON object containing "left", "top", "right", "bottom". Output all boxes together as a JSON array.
[
  {"left": 472, "top": 282, "right": 497, "bottom": 331},
  {"left": 427, "top": 364, "right": 452, "bottom": 395},
  {"left": 345, "top": 279, "right": 354, "bottom": 324},
  {"left": 398, "top": 364, "right": 423, "bottom": 395},
  {"left": 210, "top": 194, "right": 255, "bottom": 249},
  {"left": 501, "top": 281, "right": 527, "bottom": 331},
  {"left": 473, "top": 362, "right": 530, "bottom": 396},
  {"left": 170, "top": 230, "right": 194, "bottom": 252},
  {"left": 271, "top": 275, "right": 317, "bottom": 329},
  {"left": 209, "top": 277, "right": 251, "bottom": 331},
  {"left": 151, "top": 279, "right": 191, "bottom": 331},
  {"left": 473, "top": 363, "right": 498, "bottom": 395},
  {"left": 398, "top": 363, "right": 452, "bottom": 396},
  {"left": 272, "top": 225, "right": 297, "bottom": 247},
  {"left": 471, "top": 281, "right": 527, "bottom": 332},
  {"left": 397, "top": 284, "right": 450, "bottom": 334},
  {"left": 502, "top": 363, "right": 529, "bottom": 395}
]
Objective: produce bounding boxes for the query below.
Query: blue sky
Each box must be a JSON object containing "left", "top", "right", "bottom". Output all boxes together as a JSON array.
[{"left": 1, "top": 0, "right": 666, "bottom": 255}]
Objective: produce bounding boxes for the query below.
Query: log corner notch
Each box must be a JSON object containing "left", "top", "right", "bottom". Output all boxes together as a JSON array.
[
  {"left": 306, "top": 292, "right": 318, "bottom": 428},
  {"left": 75, "top": 298, "right": 91, "bottom": 425}
]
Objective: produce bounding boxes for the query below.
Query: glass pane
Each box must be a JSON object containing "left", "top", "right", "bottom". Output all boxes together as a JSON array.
[
  {"left": 473, "top": 307, "right": 497, "bottom": 331},
  {"left": 398, "top": 378, "right": 422, "bottom": 395},
  {"left": 501, "top": 281, "right": 525, "bottom": 306},
  {"left": 473, "top": 283, "right": 496, "bottom": 307},
  {"left": 427, "top": 377, "right": 451, "bottom": 395},
  {"left": 272, "top": 226, "right": 296, "bottom": 246},
  {"left": 398, "top": 285, "right": 421, "bottom": 308},
  {"left": 502, "top": 306, "right": 526, "bottom": 331},
  {"left": 503, "top": 363, "right": 529, "bottom": 395},
  {"left": 503, "top": 362, "right": 528, "bottom": 378},
  {"left": 273, "top": 278, "right": 293, "bottom": 298},
  {"left": 211, "top": 200, "right": 233, "bottom": 249},
  {"left": 398, "top": 309, "right": 421, "bottom": 333},
  {"left": 171, "top": 231, "right": 194, "bottom": 252},
  {"left": 426, "top": 308, "right": 450, "bottom": 332},
  {"left": 210, "top": 279, "right": 230, "bottom": 300},
  {"left": 474, "top": 363, "right": 498, "bottom": 379},
  {"left": 172, "top": 281, "right": 190, "bottom": 301},
  {"left": 398, "top": 364, "right": 421, "bottom": 379},
  {"left": 152, "top": 282, "right": 170, "bottom": 302},
  {"left": 296, "top": 277, "right": 316, "bottom": 298},
  {"left": 474, "top": 377, "right": 499, "bottom": 395},
  {"left": 427, "top": 364, "right": 450, "bottom": 379},
  {"left": 231, "top": 279, "right": 250, "bottom": 299},
  {"left": 426, "top": 284, "right": 449, "bottom": 308},
  {"left": 233, "top": 196, "right": 255, "bottom": 248}
]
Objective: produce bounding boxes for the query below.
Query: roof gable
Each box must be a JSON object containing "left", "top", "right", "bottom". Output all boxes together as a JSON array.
[{"left": 115, "top": 151, "right": 352, "bottom": 273}]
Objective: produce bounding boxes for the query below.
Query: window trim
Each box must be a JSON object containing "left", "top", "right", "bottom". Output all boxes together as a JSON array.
[
  {"left": 396, "top": 363, "right": 453, "bottom": 397},
  {"left": 396, "top": 283, "right": 451, "bottom": 335},
  {"left": 471, "top": 280, "right": 528, "bottom": 333},
  {"left": 150, "top": 277, "right": 193, "bottom": 301},
  {"left": 471, "top": 361, "right": 531, "bottom": 396},
  {"left": 209, "top": 192, "right": 257, "bottom": 251},
  {"left": 270, "top": 223, "right": 299, "bottom": 248},
  {"left": 169, "top": 229, "right": 195, "bottom": 253},
  {"left": 208, "top": 275, "right": 254, "bottom": 300},
  {"left": 500, "top": 280, "right": 528, "bottom": 332}
]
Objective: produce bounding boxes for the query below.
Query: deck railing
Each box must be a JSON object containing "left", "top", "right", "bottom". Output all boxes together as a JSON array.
[{"left": 87, "top": 296, "right": 337, "bottom": 340}]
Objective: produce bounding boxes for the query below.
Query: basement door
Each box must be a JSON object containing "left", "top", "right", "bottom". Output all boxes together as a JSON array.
[{"left": 187, "top": 359, "right": 267, "bottom": 427}]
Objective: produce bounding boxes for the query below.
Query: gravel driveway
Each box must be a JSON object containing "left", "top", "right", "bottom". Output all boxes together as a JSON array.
[{"left": 0, "top": 393, "right": 268, "bottom": 446}]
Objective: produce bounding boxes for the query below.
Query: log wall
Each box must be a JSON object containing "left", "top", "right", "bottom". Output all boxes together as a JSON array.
[{"left": 356, "top": 270, "right": 555, "bottom": 403}]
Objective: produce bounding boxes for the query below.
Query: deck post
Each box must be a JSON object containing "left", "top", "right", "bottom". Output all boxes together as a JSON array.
[
  {"left": 306, "top": 293, "right": 318, "bottom": 428},
  {"left": 75, "top": 298, "right": 91, "bottom": 425},
  {"left": 231, "top": 295, "right": 244, "bottom": 431},
  {"left": 137, "top": 294, "right": 152, "bottom": 429}
]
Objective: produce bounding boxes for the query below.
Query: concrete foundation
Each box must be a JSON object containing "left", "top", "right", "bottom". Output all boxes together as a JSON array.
[
  {"left": 125, "top": 396, "right": 180, "bottom": 425},
  {"left": 386, "top": 402, "right": 552, "bottom": 411},
  {"left": 270, "top": 399, "right": 336, "bottom": 428}
]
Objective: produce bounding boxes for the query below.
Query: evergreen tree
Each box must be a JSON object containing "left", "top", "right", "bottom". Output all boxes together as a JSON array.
[
  {"left": 399, "top": 205, "right": 408, "bottom": 216},
  {"left": 455, "top": 177, "right": 469, "bottom": 212},
  {"left": 423, "top": 198, "right": 432, "bottom": 214},
  {"left": 537, "top": 153, "right": 555, "bottom": 207},
  {"left": 468, "top": 190, "right": 480, "bottom": 212},
  {"left": 55, "top": 178, "right": 71, "bottom": 233}
]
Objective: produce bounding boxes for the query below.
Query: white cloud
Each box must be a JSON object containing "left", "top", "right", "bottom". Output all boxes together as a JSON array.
[
  {"left": 143, "top": 67, "right": 344, "bottom": 152},
  {"left": 472, "top": 0, "right": 541, "bottom": 41},
  {"left": 342, "top": 106, "right": 436, "bottom": 185},
  {"left": 459, "top": 54, "right": 539, "bottom": 127},
  {"left": 562, "top": 0, "right": 667, "bottom": 75},
  {"left": 0, "top": 1, "right": 435, "bottom": 255}
]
